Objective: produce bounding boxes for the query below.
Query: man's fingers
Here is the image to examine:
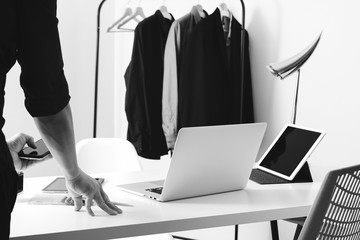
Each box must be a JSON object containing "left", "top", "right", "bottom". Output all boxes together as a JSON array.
[
  {"left": 73, "top": 196, "right": 83, "bottom": 211},
  {"left": 100, "top": 187, "right": 122, "bottom": 214},
  {"left": 23, "top": 134, "right": 36, "bottom": 149},
  {"left": 65, "top": 172, "right": 121, "bottom": 216},
  {"left": 86, "top": 198, "right": 95, "bottom": 216},
  {"left": 93, "top": 193, "right": 118, "bottom": 216},
  {"left": 65, "top": 181, "right": 83, "bottom": 211}
]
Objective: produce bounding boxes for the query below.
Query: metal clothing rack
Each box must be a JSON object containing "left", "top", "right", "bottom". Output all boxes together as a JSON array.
[
  {"left": 91, "top": 3, "right": 284, "bottom": 240},
  {"left": 93, "top": 0, "right": 246, "bottom": 138}
]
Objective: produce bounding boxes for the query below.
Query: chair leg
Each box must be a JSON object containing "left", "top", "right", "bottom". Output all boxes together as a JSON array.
[
  {"left": 174, "top": 222, "right": 282, "bottom": 240},
  {"left": 172, "top": 235, "right": 198, "bottom": 240},
  {"left": 235, "top": 224, "right": 238, "bottom": 240},
  {"left": 292, "top": 225, "right": 303, "bottom": 240},
  {"left": 270, "top": 220, "right": 279, "bottom": 240}
]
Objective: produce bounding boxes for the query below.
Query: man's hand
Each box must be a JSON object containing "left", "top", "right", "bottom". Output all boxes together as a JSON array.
[
  {"left": 65, "top": 170, "right": 122, "bottom": 216},
  {"left": 6, "top": 133, "right": 42, "bottom": 171}
]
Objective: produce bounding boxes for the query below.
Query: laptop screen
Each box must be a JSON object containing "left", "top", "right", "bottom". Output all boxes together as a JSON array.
[{"left": 257, "top": 124, "right": 325, "bottom": 180}]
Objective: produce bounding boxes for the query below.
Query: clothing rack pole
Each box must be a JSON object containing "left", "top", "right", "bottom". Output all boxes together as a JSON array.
[
  {"left": 234, "top": 3, "right": 245, "bottom": 237},
  {"left": 93, "top": 0, "right": 246, "bottom": 137},
  {"left": 93, "top": 0, "right": 109, "bottom": 138},
  {"left": 239, "top": 0, "right": 245, "bottom": 123}
]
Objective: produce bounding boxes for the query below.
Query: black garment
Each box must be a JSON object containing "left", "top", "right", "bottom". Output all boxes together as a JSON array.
[
  {"left": 175, "top": 6, "right": 208, "bottom": 76},
  {"left": 0, "top": 0, "right": 70, "bottom": 238},
  {"left": 125, "top": 11, "right": 174, "bottom": 159},
  {"left": 178, "top": 8, "right": 254, "bottom": 129},
  {"left": 0, "top": 133, "right": 18, "bottom": 240}
]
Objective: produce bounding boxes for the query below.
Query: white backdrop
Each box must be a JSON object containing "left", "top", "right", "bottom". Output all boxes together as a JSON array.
[
  {"left": 3, "top": 0, "right": 359, "bottom": 180},
  {"left": 3, "top": 0, "right": 359, "bottom": 182},
  {"left": 93, "top": 0, "right": 357, "bottom": 181},
  {"left": 3, "top": 1, "right": 360, "bottom": 238}
]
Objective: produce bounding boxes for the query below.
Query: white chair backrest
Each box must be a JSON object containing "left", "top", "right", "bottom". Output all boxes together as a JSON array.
[
  {"left": 76, "top": 138, "right": 142, "bottom": 174},
  {"left": 75, "top": 138, "right": 175, "bottom": 240}
]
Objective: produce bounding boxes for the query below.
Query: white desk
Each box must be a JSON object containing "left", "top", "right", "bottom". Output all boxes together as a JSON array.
[{"left": 10, "top": 171, "right": 320, "bottom": 240}]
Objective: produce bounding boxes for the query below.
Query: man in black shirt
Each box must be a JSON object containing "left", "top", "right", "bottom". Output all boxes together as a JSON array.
[{"left": 0, "top": 1, "right": 122, "bottom": 239}]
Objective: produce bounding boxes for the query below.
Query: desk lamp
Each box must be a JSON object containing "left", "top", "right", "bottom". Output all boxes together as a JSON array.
[
  {"left": 267, "top": 33, "right": 322, "bottom": 124},
  {"left": 266, "top": 34, "right": 322, "bottom": 240}
]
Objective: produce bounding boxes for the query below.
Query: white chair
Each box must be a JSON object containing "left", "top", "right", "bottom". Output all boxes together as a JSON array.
[
  {"left": 76, "top": 137, "right": 142, "bottom": 174},
  {"left": 76, "top": 137, "right": 174, "bottom": 240}
]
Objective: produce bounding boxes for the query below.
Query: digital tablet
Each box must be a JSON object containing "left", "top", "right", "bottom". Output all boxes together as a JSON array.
[
  {"left": 255, "top": 124, "right": 326, "bottom": 181},
  {"left": 42, "top": 177, "right": 105, "bottom": 193}
]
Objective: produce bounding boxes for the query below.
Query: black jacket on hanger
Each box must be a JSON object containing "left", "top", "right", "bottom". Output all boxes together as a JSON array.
[
  {"left": 162, "top": 6, "right": 208, "bottom": 149},
  {"left": 178, "top": 8, "right": 254, "bottom": 129},
  {"left": 124, "top": 10, "right": 174, "bottom": 159}
]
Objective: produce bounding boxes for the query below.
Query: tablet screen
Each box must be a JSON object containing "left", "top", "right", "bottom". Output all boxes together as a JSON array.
[
  {"left": 42, "top": 177, "right": 105, "bottom": 193},
  {"left": 43, "top": 177, "right": 68, "bottom": 192},
  {"left": 257, "top": 125, "right": 325, "bottom": 179}
]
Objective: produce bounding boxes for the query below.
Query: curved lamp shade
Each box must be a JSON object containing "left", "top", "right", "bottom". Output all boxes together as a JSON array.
[
  {"left": 267, "top": 33, "right": 322, "bottom": 80},
  {"left": 266, "top": 32, "right": 322, "bottom": 124}
]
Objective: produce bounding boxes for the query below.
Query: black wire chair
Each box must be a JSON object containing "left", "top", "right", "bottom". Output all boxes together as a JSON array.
[{"left": 296, "top": 164, "right": 360, "bottom": 240}]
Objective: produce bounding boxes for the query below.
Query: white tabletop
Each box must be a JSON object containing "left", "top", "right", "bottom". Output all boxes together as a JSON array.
[{"left": 10, "top": 171, "right": 320, "bottom": 240}]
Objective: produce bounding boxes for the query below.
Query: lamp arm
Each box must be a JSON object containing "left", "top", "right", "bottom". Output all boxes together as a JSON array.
[{"left": 292, "top": 69, "right": 301, "bottom": 124}]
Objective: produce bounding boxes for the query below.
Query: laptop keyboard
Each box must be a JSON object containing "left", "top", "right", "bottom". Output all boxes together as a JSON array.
[
  {"left": 250, "top": 168, "right": 289, "bottom": 184},
  {"left": 146, "top": 187, "right": 163, "bottom": 194}
]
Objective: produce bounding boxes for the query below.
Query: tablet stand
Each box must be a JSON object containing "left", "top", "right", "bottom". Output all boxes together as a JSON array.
[
  {"left": 250, "top": 161, "right": 313, "bottom": 184},
  {"left": 290, "top": 161, "right": 313, "bottom": 183}
]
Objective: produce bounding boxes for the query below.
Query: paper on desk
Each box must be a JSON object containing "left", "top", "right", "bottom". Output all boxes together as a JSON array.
[
  {"left": 28, "top": 193, "right": 68, "bottom": 205},
  {"left": 28, "top": 193, "right": 134, "bottom": 207}
]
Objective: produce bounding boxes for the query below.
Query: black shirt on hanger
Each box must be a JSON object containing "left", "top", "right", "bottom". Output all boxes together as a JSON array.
[
  {"left": 178, "top": 8, "right": 254, "bottom": 129},
  {"left": 124, "top": 10, "right": 174, "bottom": 159}
]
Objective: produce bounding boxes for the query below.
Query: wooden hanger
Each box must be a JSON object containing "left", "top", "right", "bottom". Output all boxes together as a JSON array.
[
  {"left": 107, "top": 7, "right": 134, "bottom": 32},
  {"left": 107, "top": 0, "right": 146, "bottom": 32},
  {"left": 116, "top": 6, "right": 146, "bottom": 31},
  {"left": 133, "top": 6, "right": 146, "bottom": 19},
  {"left": 219, "top": 2, "right": 230, "bottom": 18},
  {"left": 196, "top": 4, "right": 206, "bottom": 18},
  {"left": 159, "top": 0, "right": 172, "bottom": 20}
]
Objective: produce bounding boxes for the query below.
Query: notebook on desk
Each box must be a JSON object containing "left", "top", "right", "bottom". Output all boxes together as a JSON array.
[
  {"left": 250, "top": 124, "right": 326, "bottom": 184},
  {"left": 118, "top": 123, "right": 267, "bottom": 202}
]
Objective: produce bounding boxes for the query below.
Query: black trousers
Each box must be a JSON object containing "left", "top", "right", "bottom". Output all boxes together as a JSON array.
[
  {"left": 0, "top": 132, "right": 18, "bottom": 240},
  {"left": 0, "top": 0, "right": 70, "bottom": 239}
]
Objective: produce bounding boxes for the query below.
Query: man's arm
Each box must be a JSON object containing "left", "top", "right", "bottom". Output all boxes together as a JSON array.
[
  {"left": 33, "top": 104, "right": 79, "bottom": 179},
  {"left": 33, "top": 103, "right": 121, "bottom": 216}
]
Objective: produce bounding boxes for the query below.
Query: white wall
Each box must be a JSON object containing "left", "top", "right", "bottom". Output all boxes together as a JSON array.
[
  {"left": 247, "top": 0, "right": 360, "bottom": 181},
  {"left": 3, "top": 0, "right": 98, "bottom": 142},
  {"left": 95, "top": 0, "right": 359, "bottom": 180},
  {"left": 6, "top": 0, "right": 356, "bottom": 176}
]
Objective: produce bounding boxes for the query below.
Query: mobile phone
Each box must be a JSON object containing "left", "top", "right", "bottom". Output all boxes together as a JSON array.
[
  {"left": 19, "top": 139, "right": 51, "bottom": 161},
  {"left": 42, "top": 177, "right": 105, "bottom": 193}
]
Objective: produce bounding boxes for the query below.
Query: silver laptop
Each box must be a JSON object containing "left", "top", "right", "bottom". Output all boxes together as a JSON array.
[{"left": 118, "top": 123, "right": 267, "bottom": 202}]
